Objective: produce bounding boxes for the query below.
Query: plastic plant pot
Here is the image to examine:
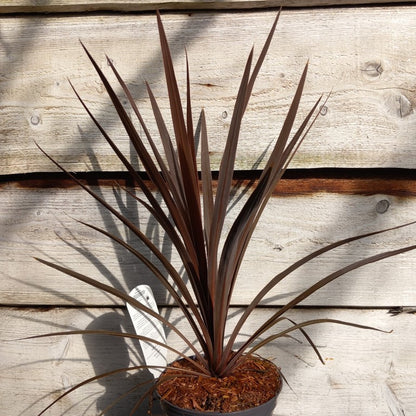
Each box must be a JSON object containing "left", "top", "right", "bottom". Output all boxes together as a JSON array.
[{"left": 160, "top": 392, "right": 279, "bottom": 416}]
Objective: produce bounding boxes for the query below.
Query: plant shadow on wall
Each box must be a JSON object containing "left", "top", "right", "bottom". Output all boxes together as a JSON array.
[
  {"left": 82, "top": 312, "right": 164, "bottom": 415},
  {"left": 67, "top": 140, "right": 177, "bottom": 414},
  {"left": 44, "top": 136, "right": 175, "bottom": 414},
  {"left": 26, "top": 10, "right": 416, "bottom": 416}
]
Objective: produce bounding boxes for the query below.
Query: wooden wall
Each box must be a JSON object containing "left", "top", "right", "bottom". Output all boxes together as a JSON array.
[{"left": 1, "top": 1, "right": 416, "bottom": 415}]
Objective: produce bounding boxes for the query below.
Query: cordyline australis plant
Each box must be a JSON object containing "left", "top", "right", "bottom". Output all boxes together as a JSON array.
[{"left": 31, "top": 10, "right": 416, "bottom": 415}]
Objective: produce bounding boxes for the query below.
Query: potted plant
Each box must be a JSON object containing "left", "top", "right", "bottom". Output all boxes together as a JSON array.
[{"left": 30, "top": 10, "right": 416, "bottom": 416}]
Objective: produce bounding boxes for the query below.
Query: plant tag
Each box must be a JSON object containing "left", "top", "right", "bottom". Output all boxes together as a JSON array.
[{"left": 127, "top": 285, "right": 167, "bottom": 378}]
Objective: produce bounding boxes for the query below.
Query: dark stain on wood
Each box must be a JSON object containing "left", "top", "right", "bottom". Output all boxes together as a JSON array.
[
  {"left": 0, "top": 172, "right": 139, "bottom": 190},
  {"left": 1, "top": 168, "right": 416, "bottom": 197},
  {"left": 273, "top": 177, "right": 416, "bottom": 197}
]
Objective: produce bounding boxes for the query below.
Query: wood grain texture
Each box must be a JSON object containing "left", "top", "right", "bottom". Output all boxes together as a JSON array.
[
  {"left": 0, "top": 0, "right": 414, "bottom": 14},
  {"left": 1, "top": 306, "right": 415, "bottom": 415},
  {"left": 2, "top": 3, "right": 416, "bottom": 415},
  {"left": 2, "top": 7, "right": 416, "bottom": 174},
  {"left": 2, "top": 182, "right": 416, "bottom": 307}
]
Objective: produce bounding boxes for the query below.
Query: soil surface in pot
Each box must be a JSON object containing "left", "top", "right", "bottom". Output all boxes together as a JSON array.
[{"left": 157, "top": 355, "right": 281, "bottom": 413}]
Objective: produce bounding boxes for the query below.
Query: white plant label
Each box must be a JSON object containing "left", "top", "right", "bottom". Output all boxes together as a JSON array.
[{"left": 127, "top": 285, "right": 167, "bottom": 378}]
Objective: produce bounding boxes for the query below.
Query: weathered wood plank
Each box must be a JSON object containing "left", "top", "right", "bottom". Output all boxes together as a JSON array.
[
  {"left": 0, "top": 1, "right": 414, "bottom": 14},
  {"left": 1, "top": 307, "right": 415, "bottom": 415},
  {"left": 2, "top": 181, "right": 416, "bottom": 306},
  {"left": 2, "top": 8, "right": 416, "bottom": 174}
]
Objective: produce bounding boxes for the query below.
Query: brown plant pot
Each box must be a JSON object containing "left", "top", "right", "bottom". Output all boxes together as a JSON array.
[{"left": 157, "top": 355, "right": 282, "bottom": 415}]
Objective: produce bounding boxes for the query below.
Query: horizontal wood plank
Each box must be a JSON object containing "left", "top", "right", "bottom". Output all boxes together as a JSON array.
[
  {"left": 2, "top": 181, "right": 416, "bottom": 307},
  {"left": 0, "top": 1, "right": 414, "bottom": 14},
  {"left": 1, "top": 306, "right": 415, "bottom": 415},
  {"left": 2, "top": 8, "right": 416, "bottom": 174}
]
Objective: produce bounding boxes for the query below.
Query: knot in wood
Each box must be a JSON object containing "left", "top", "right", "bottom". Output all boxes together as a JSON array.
[
  {"left": 376, "top": 199, "right": 390, "bottom": 214},
  {"left": 362, "top": 61, "right": 383, "bottom": 78},
  {"left": 396, "top": 94, "right": 413, "bottom": 118},
  {"left": 30, "top": 115, "right": 40, "bottom": 126},
  {"left": 320, "top": 105, "right": 328, "bottom": 116}
]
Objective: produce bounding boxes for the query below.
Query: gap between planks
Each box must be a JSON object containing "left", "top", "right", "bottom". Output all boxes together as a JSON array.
[
  {"left": 0, "top": 1, "right": 415, "bottom": 15},
  {"left": 2, "top": 168, "right": 416, "bottom": 197},
  {"left": 2, "top": 304, "right": 414, "bottom": 314}
]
